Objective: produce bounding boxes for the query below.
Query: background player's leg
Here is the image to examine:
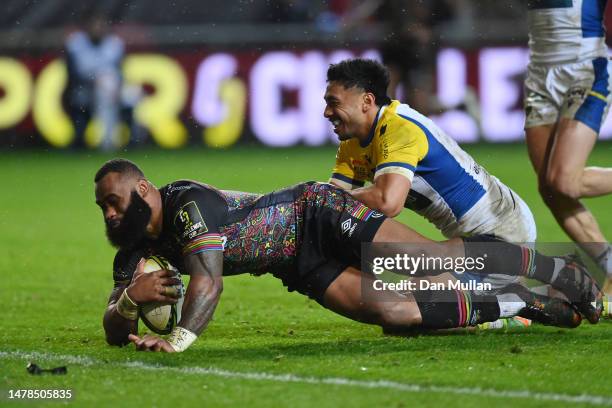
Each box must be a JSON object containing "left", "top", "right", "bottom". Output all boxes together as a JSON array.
[
  {"left": 548, "top": 119, "right": 612, "bottom": 198},
  {"left": 527, "top": 121, "right": 611, "bottom": 276}
]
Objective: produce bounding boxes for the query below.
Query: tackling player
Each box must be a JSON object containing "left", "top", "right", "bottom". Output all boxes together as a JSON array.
[
  {"left": 323, "top": 58, "right": 536, "bottom": 325},
  {"left": 524, "top": 0, "right": 612, "bottom": 291},
  {"left": 325, "top": 59, "right": 535, "bottom": 243},
  {"left": 95, "top": 159, "right": 602, "bottom": 352}
]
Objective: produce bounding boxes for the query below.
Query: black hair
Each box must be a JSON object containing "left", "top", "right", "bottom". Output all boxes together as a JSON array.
[
  {"left": 326, "top": 59, "right": 392, "bottom": 106},
  {"left": 94, "top": 158, "right": 145, "bottom": 183}
]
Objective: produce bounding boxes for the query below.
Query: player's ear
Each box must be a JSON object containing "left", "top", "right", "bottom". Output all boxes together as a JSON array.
[
  {"left": 363, "top": 93, "right": 375, "bottom": 112},
  {"left": 137, "top": 179, "right": 149, "bottom": 196}
]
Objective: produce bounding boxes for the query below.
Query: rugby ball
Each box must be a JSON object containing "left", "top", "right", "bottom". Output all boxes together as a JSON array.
[{"left": 138, "top": 256, "right": 184, "bottom": 335}]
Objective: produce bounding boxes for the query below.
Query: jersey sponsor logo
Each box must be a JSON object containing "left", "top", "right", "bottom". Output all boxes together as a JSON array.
[{"left": 174, "top": 201, "right": 208, "bottom": 240}]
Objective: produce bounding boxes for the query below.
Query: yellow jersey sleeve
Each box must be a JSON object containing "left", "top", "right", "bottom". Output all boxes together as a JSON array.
[
  {"left": 329, "top": 141, "right": 366, "bottom": 190},
  {"left": 373, "top": 118, "right": 428, "bottom": 182}
]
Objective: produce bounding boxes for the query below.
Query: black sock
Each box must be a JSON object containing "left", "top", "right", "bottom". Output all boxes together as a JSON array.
[
  {"left": 412, "top": 289, "right": 500, "bottom": 329},
  {"left": 463, "top": 235, "right": 555, "bottom": 283}
]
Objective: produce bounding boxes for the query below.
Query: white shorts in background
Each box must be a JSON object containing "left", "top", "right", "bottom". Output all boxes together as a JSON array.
[{"left": 524, "top": 57, "right": 612, "bottom": 133}]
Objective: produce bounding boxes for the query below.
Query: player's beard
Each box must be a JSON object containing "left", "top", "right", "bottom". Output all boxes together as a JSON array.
[{"left": 105, "top": 190, "right": 152, "bottom": 249}]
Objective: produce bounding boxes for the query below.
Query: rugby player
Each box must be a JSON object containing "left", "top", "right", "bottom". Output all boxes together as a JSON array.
[
  {"left": 524, "top": 0, "right": 612, "bottom": 292},
  {"left": 95, "top": 159, "right": 602, "bottom": 352},
  {"left": 323, "top": 59, "right": 537, "bottom": 330},
  {"left": 325, "top": 59, "right": 535, "bottom": 243}
]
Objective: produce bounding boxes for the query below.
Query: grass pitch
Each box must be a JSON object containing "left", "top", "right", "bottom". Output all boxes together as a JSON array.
[{"left": 1, "top": 143, "right": 611, "bottom": 407}]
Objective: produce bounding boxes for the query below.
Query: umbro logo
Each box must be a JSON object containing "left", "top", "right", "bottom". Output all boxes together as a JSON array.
[
  {"left": 341, "top": 219, "right": 352, "bottom": 233},
  {"left": 380, "top": 124, "right": 387, "bottom": 135},
  {"left": 341, "top": 218, "right": 358, "bottom": 236}
]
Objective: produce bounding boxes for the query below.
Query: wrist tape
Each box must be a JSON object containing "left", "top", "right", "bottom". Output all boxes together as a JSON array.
[
  {"left": 116, "top": 289, "right": 139, "bottom": 321},
  {"left": 167, "top": 326, "right": 197, "bottom": 352}
]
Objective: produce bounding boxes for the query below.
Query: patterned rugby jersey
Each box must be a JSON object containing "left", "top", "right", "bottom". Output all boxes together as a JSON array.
[{"left": 112, "top": 180, "right": 297, "bottom": 285}]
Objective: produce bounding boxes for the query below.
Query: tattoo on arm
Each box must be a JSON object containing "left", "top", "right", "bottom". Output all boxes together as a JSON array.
[{"left": 179, "top": 250, "right": 224, "bottom": 335}]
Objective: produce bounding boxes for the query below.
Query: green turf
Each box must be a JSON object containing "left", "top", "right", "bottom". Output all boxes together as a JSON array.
[{"left": 1, "top": 143, "right": 611, "bottom": 407}]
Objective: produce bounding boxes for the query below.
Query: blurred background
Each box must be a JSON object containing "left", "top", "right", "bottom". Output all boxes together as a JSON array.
[{"left": 1, "top": 0, "right": 612, "bottom": 151}]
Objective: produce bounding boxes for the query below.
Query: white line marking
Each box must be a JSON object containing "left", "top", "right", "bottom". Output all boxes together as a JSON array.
[{"left": 2, "top": 350, "right": 611, "bottom": 406}]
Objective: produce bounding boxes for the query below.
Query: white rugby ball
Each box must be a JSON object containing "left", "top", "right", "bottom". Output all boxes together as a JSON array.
[{"left": 138, "top": 256, "right": 184, "bottom": 335}]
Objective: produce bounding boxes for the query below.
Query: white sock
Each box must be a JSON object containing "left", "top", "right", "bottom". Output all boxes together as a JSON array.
[
  {"left": 496, "top": 293, "right": 527, "bottom": 318},
  {"left": 483, "top": 319, "right": 505, "bottom": 329}
]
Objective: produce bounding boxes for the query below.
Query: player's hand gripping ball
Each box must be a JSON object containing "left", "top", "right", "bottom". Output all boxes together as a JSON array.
[{"left": 138, "top": 256, "right": 185, "bottom": 334}]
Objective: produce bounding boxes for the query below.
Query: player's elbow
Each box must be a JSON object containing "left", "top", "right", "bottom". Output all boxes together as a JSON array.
[{"left": 379, "top": 201, "right": 403, "bottom": 218}]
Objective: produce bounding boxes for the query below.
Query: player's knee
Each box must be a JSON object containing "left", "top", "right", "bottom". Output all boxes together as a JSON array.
[{"left": 545, "top": 170, "right": 581, "bottom": 199}]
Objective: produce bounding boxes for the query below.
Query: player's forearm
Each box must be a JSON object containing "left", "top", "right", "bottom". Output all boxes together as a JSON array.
[
  {"left": 103, "top": 304, "right": 138, "bottom": 346},
  {"left": 178, "top": 275, "right": 223, "bottom": 336}
]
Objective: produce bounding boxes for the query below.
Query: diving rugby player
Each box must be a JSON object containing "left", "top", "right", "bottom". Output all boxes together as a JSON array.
[{"left": 95, "top": 159, "right": 602, "bottom": 352}]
